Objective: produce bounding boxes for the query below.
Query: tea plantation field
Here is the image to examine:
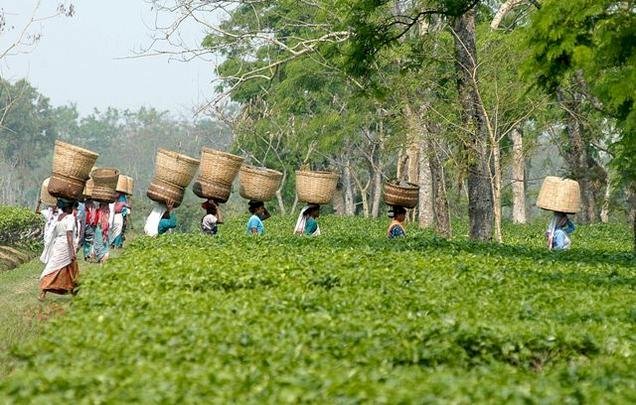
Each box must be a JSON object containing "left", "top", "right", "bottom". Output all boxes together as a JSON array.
[{"left": 1, "top": 216, "right": 634, "bottom": 403}]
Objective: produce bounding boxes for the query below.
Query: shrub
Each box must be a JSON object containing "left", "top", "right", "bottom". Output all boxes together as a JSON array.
[{"left": 1, "top": 216, "right": 634, "bottom": 402}]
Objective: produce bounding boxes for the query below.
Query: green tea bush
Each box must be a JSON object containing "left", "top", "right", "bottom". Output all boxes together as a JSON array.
[
  {"left": 1, "top": 216, "right": 634, "bottom": 403},
  {"left": 0, "top": 206, "right": 43, "bottom": 251}
]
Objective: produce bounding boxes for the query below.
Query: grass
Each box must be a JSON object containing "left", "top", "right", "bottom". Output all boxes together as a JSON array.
[
  {"left": 0, "top": 216, "right": 634, "bottom": 403},
  {"left": 0, "top": 250, "right": 123, "bottom": 379}
]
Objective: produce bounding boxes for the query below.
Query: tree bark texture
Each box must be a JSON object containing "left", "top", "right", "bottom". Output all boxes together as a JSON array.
[
  {"left": 342, "top": 160, "right": 356, "bottom": 216},
  {"left": 427, "top": 138, "right": 452, "bottom": 238},
  {"left": 556, "top": 87, "right": 597, "bottom": 223},
  {"left": 510, "top": 128, "right": 527, "bottom": 224},
  {"left": 453, "top": 10, "right": 494, "bottom": 241},
  {"left": 418, "top": 140, "right": 434, "bottom": 228},
  {"left": 490, "top": 0, "right": 525, "bottom": 29}
]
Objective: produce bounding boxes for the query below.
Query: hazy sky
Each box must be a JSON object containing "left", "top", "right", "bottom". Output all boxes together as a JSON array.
[{"left": 0, "top": 0, "right": 216, "bottom": 117}]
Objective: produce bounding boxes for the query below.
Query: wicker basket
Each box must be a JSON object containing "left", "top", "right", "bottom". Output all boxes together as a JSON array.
[
  {"left": 192, "top": 179, "right": 231, "bottom": 203},
  {"left": 296, "top": 170, "right": 339, "bottom": 204},
  {"left": 384, "top": 182, "right": 419, "bottom": 209},
  {"left": 89, "top": 168, "right": 119, "bottom": 203},
  {"left": 239, "top": 165, "right": 283, "bottom": 201},
  {"left": 154, "top": 149, "right": 200, "bottom": 188},
  {"left": 116, "top": 175, "right": 134, "bottom": 195},
  {"left": 48, "top": 173, "right": 86, "bottom": 200},
  {"left": 537, "top": 176, "right": 581, "bottom": 214},
  {"left": 198, "top": 147, "right": 244, "bottom": 186},
  {"left": 83, "top": 179, "right": 94, "bottom": 199},
  {"left": 40, "top": 178, "right": 58, "bottom": 207},
  {"left": 147, "top": 178, "right": 184, "bottom": 208},
  {"left": 51, "top": 140, "right": 99, "bottom": 181}
]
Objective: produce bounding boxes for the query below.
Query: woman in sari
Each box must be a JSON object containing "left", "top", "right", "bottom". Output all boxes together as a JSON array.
[
  {"left": 39, "top": 199, "right": 79, "bottom": 300},
  {"left": 387, "top": 206, "right": 407, "bottom": 238},
  {"left": 294, "top": 204, "right": 321, "bottom": 236},
  {"left": 83, "top": 199, "right": 97, "bottom": 261},
  {"left": 110, "top": 193, "right": 130, "bottom": 248},
  {"left": 93, "top": 202, "right": 111, "bottom": 263},
  {"left": 546, "top": 212, "right": 576, "bottom": 250}
]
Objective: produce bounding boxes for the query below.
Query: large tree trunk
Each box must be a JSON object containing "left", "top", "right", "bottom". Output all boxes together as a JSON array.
[
  {"left": 427, "top": 138, "right": 452, "bottom": 238},
  {"left": 490, "top": 133, "right": 503, "bottom": 242},
  {"left": 342, "top": 160, "right": 356, "bottom": 216},
  {"left": 404, "top": 103, "right": 434, "bottom": 228},
  {"left": 275, "top": 172, "right": 287, "bottom": 215},
  {"left": 332, "top": 186, "right": 345, "bottom": 215},
  {"left": 599, "top": 173, "right": 611, "bottom": 223},
  {"left": 370, "top": 164, "right": 382, "bottom": 218},
  {"left": 418, "top": 140, "right": 434, "bottom": 228},
  {"left": 556, "top": 86, "right": 597, "bottom": 223},
  {"left": 406, "top": 140, "right": 420, "bottom": 222},
  {"left": 368, "top": 135, "right": 383, "bottom": 219},
  {"left": 510, "top": 128, "right": 527, "bottom": 224},
  {"left": 453, "top": 10, "right": 494, "bottom": 241}
]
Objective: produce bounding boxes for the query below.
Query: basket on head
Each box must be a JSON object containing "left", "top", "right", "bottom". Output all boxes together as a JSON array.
[
  {"left": 154, "top": 149, "right": 200, "bottom": 188},
  {"left": 384, "top": 182, "right": 419, "bottom": 209},
  {"left": 296, "top": 170, "right": 339, "bottom": 205},
  {"left": 116, "top": 175, "right": 134, "bottom": 195},
  {"left": 239, "top": 165, "right": 283, "bottom": 202},
  {"left": 51, "top": 140, "right": 99, "bottom": 181},
  {"left": 48, "top": 173, "right": 86, "bottom": 200},
  {"left": 198, "top": 147, "right": 244, "bottom": 186},
  {"left": 83, "top": 179, "right": 94, "bottom": 199},
  {"left": 40, "top": 178, "right": 58, "bottom": 207},
  {"left": 192, "top": 179, "right": 231, "bottom": 203},
  {"left": 147, "top": 178, "right": 184, "bottom": 208},
  {"left": 537, "top": 176, "right": 581, "bottom": 214},
  {"left": 90, "top": 168, "right": 119, "bottom": 203}
]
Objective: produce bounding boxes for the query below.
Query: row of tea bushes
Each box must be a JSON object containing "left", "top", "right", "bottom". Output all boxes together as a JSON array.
[
  {"left": 1, "top": 217, "right": 633, "bottom": 402},
  {"left": 0, "top": 206, "right": 43, "bottom": 270}
]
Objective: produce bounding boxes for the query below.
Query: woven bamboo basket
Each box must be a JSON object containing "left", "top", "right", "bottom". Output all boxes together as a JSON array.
[
  {"left": 384, "top": 182, "right": 419, "bottom": 209},
  {"left": 48, "top": 173, "right": 86, "bottom": 200},
  {"left": 116, "top": 175, "right": 134, "bottom": 195},
  {"left": 147, "top": 178, "right": 184, "bottom": 208},
  {"left": 239, "top": 165, "right": 283, "bottom": 202},
  {"left": 154, "top": 149, "right": 200, "bottom": 188},
  {"left": 198, "top": 147, "right": 244, "bottom": 186},
  {"left": 51, "top": 140, "right": 99, "bottom": 181},
  {"left": 537, "top": 176, "right": 581, "bottom": 213},
  {"left": 83, "top": 179, "right": 94, "bottom": 199},
  {"left": 90, "top": 168, "right": 119, "bottom": 203},
  {"left": 296, "top": 170, "right": 339, "bottom": 205},
  {"left": 40, "top": 178, "right": 58, "bottom": 207},
  {"left": 192, "top": 179, "right": 231, "bottom": 203}
]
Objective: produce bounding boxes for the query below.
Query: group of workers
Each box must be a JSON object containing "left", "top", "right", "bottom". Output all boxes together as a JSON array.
[
  {"left": 35, "top": 190, "right": 576, "bottom": 301},
  {"left": 36, "top": 193, "right": 131, "bottom": 301}
]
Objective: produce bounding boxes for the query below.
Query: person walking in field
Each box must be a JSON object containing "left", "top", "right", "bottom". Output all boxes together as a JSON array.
[
  {"left": 83, "top": 199, "right": 97, "bottom": 261},
  {"left": 546, "top": 212, "right": 576, "bottom": 250},
  {"left": 294, "top": 204, "right": 321, "bottom": 236},
  {"left": 387, "top": 206, "right": 407, "bottom": 238},
  {"left": 110, "top": 193, "right": 131, "bottom": 248},
  {"left": 246, "top": 200, "right": 269, "bottom": 235},
  {"left": 93, "top": 202, "right": 112, "bottom": 263},
  {"left": 38, "top": 199, "right": 80, "bottom": 301},
  {"left": 144, "top": 200, "right": 177, "bottom": 236},
  {"left": 201, "top": 199, "right": 221, "bottom": 236}
]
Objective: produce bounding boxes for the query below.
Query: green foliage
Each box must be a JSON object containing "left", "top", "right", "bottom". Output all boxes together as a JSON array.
[
  {"left": 1, "top": 217, "right": 634, "bottom": 402},
  {"left": 0, "top": 206, "right": 42, "bottom": 251},
  {"left": 525, "top": 0, "right": 636, "bottom": 181}
]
